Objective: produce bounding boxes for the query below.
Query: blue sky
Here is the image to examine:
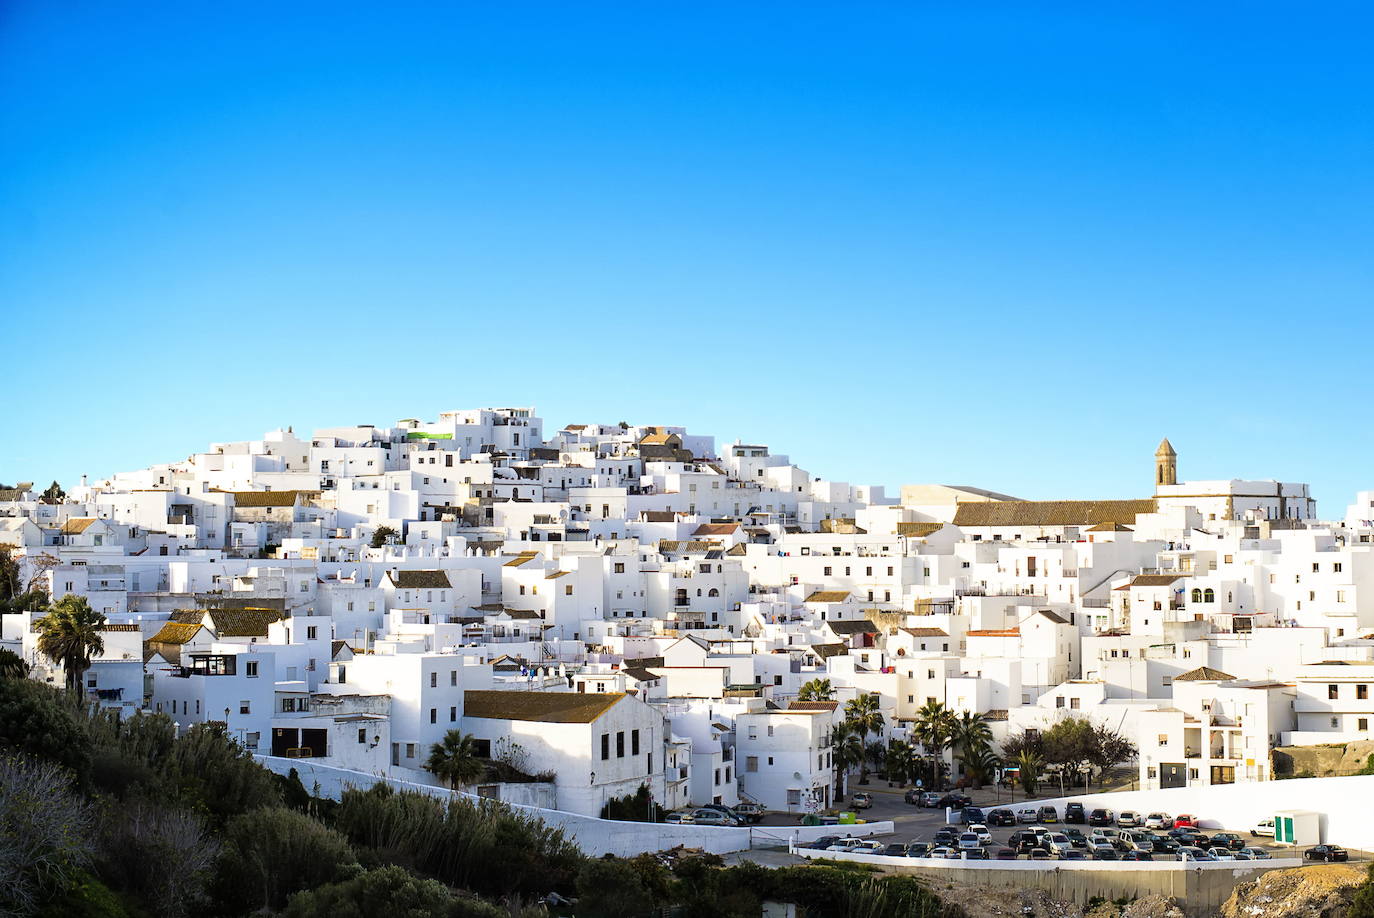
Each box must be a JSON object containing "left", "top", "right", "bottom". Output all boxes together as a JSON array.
[{"left": 2, "top": 3, "right": 1371, "bottom": 510}]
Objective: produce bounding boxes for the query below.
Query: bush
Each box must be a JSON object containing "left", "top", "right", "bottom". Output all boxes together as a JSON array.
[
  {"left": 0, "top": 677, "right": 92, "bottom": 782},
  {"left": 97, "top": 802, "right": 218, "bottom": 918},
  {"left": 167, "top": 722, "right": 280, "bottom": 825},
  {"left": 212, "top": 806, "right": 356, "bottom": 913},
  {"left": 0, "top": 754, "right": 94, "bottom": 916},
  {"left": 284, "top": 865, "right": 505, "bottom": 918},
  {"left": 576, "top": 858, "right": 659, "bottom": 918},
  {"left": 332, "top": 784, "right": 583, "bottom": 899},
  {"left": 599, "top": 783, "right": 661, "bottom": 822}
]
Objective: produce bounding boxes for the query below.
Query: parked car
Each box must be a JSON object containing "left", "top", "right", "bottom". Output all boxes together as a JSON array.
[
  {"left": 904, "top": 789, "right": 924, "bottom": 805},
  {"left": 994, "top": 847, "right": 1018, "bottom": 860},
  {"left": 810, "top": 835, "right": 841, "bottom": 850},
  {"left": 1305, "top": 845, "right": 1349, "bottom": 863},
  {"left": 968, "top": 823, "right": 993, "bottom": 845},
  {"left": 664, "top": 811, "right": 694, "bottom": 824},
  {"left": 1029, "top": 848, "right": 1053, "bottom": 860},
  {"left": 733, "top": 803, "right": 766, "bottom": 823},
  {"left": 1062, "top": 849, "right": 1089, "bottom": 861},
  {"left": 906, "top": 842, "right": 931, "bottom": 858},
  {"left": 1093, "top": 847, "right": 1120, "bottom": 861},
  {"left": 824, "top": 838, "right": 862, "bottom": 852},
  {"left": 1250, "top": 818, "right": 1275, "bottom": 838},
  {"left": 850, "top": 793, "right": 874, "bottom": 810},
  {"left": 1239, "top": 847, "right": 1271, "bottom": 860},
  {"left": 931, "top": 846, "right": 958, "bottom": 859},
  {"left": 1210, "top": 832, "right": 1245, "bottom": 851},
  {"left": 1017, "top": 807, "right": 1040, "bottom": 823},
  {"left": 1089, "top": 827, "right": 1121, "bottom": 843},
  {"left": 883, "top": 843, "right": 908, "bottom": 857},
  {"left": 958, "top": 832, "right": 982, "bottom": 851},
  {"left": 933, "top": 829, "right": 959, "bottom": 847},
  {"left": 1151, "top": 836, "right": 1181, "bottom": 854},
  {"left": 691, "top": 809, "right": 741, "bottom": 827},
  {"left": 1064, "top": 828, "right": 1090, "bottom": 849},
  {"left": 1116, "top": 810, "right": 1142, "bottom": 828},
  {"left": 851, "top": 840, "right": 885, "bottom": 854},
  {"left": 1140, "top": 812, "right": 1168, "bottom": 829},
  {"left": 1121, "top": 851, "right": 1154, "bottom": 862},
  {"left": 1039, "top": 805, "right": 1059, "bottom": 824},
  {"left": 939, "top": 792, "right": 973, "bottom": 809},
  {"left": 1064, "top": 801, "right": 1086, "bottom": 824},
  {"left": 1207, "top": 847, "right": 1237, "bottom": 862},
  {"left": 961, "top": 806, "right": 986, "bottom": 825},
  {"left": 1088, "top": 808, "right": 1115, "bottom": 827},
  {"left": 920, "top": 792, "right": 943, "bottom": 807},
  {"left": 1048, "top": 833, "right": 1074, "bottom": 857},
  {"left": 1176, "top": 846, "right": 1213, "bottom": 862},
  {"left": 988, "top": 808, "right": 1017, "bottom": 827},
  {"left": 962, "top": 847, "right": 991, "bottom": 860},
  {"left": 1173, "top": 814, "right": 1198, "bottom": 828}
]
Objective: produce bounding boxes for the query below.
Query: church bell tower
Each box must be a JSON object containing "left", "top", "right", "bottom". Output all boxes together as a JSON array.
[{"left": 1155, "top": 438, "right": 1177, "bottom": 490}]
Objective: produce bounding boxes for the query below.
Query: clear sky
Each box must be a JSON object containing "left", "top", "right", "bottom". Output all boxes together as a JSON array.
[{"left": 2, "top": 3, "right": 1371, "bottom": 510}]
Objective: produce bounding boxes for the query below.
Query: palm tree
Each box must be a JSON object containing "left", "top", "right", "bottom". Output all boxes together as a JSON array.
[
  {"left": 35, "top": 595, "right": 105, "bottom": 693},
  {"left": 425, "top": 730, "right": 487, "bottom": 789},
  {"left": 1015, "top": 749, "right": 1043, "bottom": 797},
  {"left": 966, "top": 746, "right": 1003, "bottom": 789},
  {"left": 830, "top": 721, "right": 865, "bottom": 803},
  {"left": 843, "top": 694, "right": 886, "bottom": 785},
  {"left": 950, "top": 711, "right": 994, "bottom": 785},
  {"left": 798, "top": 678, "right": 835, "bottom": 702},
  {"left": 912, "top": 700, "right": 954, "bottom": 788},
  {"left": 884, "top": 739, "right": 912, "bottom": 786}
]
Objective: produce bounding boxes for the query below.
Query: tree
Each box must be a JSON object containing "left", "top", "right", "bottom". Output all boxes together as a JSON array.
[
  {"left": 41, "top": 481, "right": 65, "bottom": 503},
  {"left": 797, "top": 678, "right": 834, "bottom": 702},
  {"left": 911, "top": 700, "right": 954, "bottom": 787},
  {"left": 842, "top": 695, "right": 885, "bottom": 786},
  {"left": 0, "top": 754, "right": 94, "bottom": 916},
  {"left": 0, "top": 648, "right": 28, "bottom": 679},
  {"left": 213, "top": 806, "right": 357, "bottom": 913},
  {"left": 883, "top": 739, "right": 913, "bottom": 785},
  {"left": 1089, "top": 722, "right": 1138, "bottom": 788},
  {"left": 35, "top": 595, "right": 105, "bottom": 693},
  {"left": 0, "top": 547, "right": 21, "bottom": 604},
  {"left": 369, "top": 525, "right": 398, "bottom": 549},
  {"left": 425, "top": 730, "right": 487, "bottom": 789},
  {"left": 950, "top": 711, "right": 994, "bottom": 786},
  {"left": 830, "top": 722, "right": 865, "bottom": 803},
  {"left": 576, "top": 857, "right": 660, "bottom": 918},
  {"left": 1015, "top": 750, "right": 1043, "bottom": 796}
]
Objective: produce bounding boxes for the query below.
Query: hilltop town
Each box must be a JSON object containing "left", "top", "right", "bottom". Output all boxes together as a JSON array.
[{"left": 3, "top": 408, "right": 1371, "bottom": 821}]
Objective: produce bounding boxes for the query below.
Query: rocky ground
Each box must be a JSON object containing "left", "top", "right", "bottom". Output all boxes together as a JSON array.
[{"left": 1217, "top": 864, "right": 1368, "bottom": 918}]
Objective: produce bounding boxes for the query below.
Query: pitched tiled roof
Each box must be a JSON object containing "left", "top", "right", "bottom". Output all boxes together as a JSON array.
[
  {"left": 692, "top": 523, "right": 739, "bottom": 537},
  {"left": 61, "top": 517, "right": 99, "bottom": 534},
  {"left": 1174, "top": 666, "right": 1236, "bottom": 682},
  {"left": 789, "top": 700, "right": 839, "bottom": 712},
  {"left": 622, "top": 667, "right": 661, "bottom": 682},
  {"left": 503, "top": 551, "right": 539, "bottom": 567},
  {"left": 952, "top": 499, "right": 1157, "bottom": 528},
  {"left": 208, "top": 609, "right": 282, "bottom": 637},
  {"left": 387, "top": 570, "right": 452, "bottom": 589},
  {"left": 228, "top": 490, "right": 305, "bottom": 508},
  {"left": 462, "top": 690, "right": 624, "bottom": 723},
  {"left": 1086, "top": 523, "right": 1134, "bottom": 532},
  {"left": 804, "top": 590, "right": 850, "bottom": 603},
  {"left": 809, "top": 642, "right": 848, "bottom": 659},
  {"left": 896, "top": 522, "right": 944, "bottom": 537},
  {"left": 967, "top": 628, "right": 1020, "bottom": 637},
  {"left": 901, "top": 627, "right": 949, "bottom": 638},
  {"left": 1128, "top": 574, "right": 1185, "bottom": 587},
  {"left": 168, "top": 610, "right": 205, "bottom": 624},
  {"left": 827, "top": 620, "right": 879, "bottom": 635},
  {"left": 149, "top": 622, "right": 203, "bottom": 645},
  {"left": 640, "top": 511, "right": 677, "bottom": 523}
]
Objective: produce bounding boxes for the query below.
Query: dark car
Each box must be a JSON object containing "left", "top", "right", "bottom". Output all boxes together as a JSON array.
[
  {"left": 904, "top": 789, "right": 923, "bottom": 805},
  {"left": 906, "top": 842, "right": 931, "bottom": 858},
  {"left": 1017, "top": 838, "right": 1050, "bottom": 856},
  {"left": 988, "top": 808, "right": 1016, "bottom": 827},
  {"left": 961, "top": 807, "right": 986, "bottom": 825},
  {"left": 1061, "top": 849, "right": 1088, "bottom": 861},
  {"left": 1008, "top": 830, "right": 1038, "bottom": 848},
  {"left": 1121, "top": 851, "right": 1154, "bottom": 861},
  {"left": 933, "top": 829, "right": 959, "bottom": 847},
  {"left": 1151, "top": 836, "right": 1181, "bottom": 854},
  {"left": 1064, "top": 801, "right": 1086, "bottom": 824},
  {"left": 1305, "top": 845, "right": 1349, "bottom": 862},
  {"left": 1088, "top": 808, "right": 1114, "bottom": 827},
  {"left": 883, "top": 843, "right": 908, "bottom": 857},
  {"left": 1028, "top": 848, "right": 1053, "bottom": 860},
  {"left": 994, "top": 847, "right": 1018, "bottom": 860},
  {"left": 962, "top": 847, "right": 990, "bottom": 860},
  {"left": 1210, "top": 833, "right": 1245, "bottom": 851},
  {"left": 938, "top": 792, "right": 973, "bottom": 809},
  {"left": 810, "top": 835, "right": 841, "bottom": 850},
  {"left": 1093, "top": 848, "right": 1120, "bottom": 860}
]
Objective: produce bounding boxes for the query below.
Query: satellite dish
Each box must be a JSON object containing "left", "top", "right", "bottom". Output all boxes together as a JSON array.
[{"left": 793, "top": 772, "right": 803, "bottom": 780}]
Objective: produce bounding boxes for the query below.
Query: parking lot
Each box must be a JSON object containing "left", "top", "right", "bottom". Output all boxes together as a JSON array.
[{"left": 765, "top": 784, "right": 1362, "bottom": 863}]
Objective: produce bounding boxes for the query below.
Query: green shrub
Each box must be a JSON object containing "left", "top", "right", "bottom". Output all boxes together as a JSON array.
[
  {"left": 0, "top": 677, "right": 92, "bottom": 782},
  {"left": 212, "top": 806, "right": 356, "bottom": 913},
  {"left": 284, "top": 865, "right": 505, "bottom": 918}
]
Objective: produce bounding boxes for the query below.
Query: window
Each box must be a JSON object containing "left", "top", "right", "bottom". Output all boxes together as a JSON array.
[
  {"left": 358, "top": 728, "right": 367, "bottom": 744},
  {"left": 1056, "top": 696, "right": 1065, "bottom": 708},
  {"left": 430, "top": 709, "right": 436, "bottom": 724},
  {"left": 746, "top": 756, "right": 758, "bottom": 772},
  {"left": 307, "top": 626, "right": 317, "bottom": 640},
  {"left": 1157, "top": 734, "right": 1168, "bottom": 746},
  {"left": 786, "top": 789, "right": 802, "bottom": 806},
  {"left": 565, "top": 584, "right": 574, "bottom": 596},
  {"left": 450, "top": 706, "right": 457, "bottom": 721},
  {"left": 1358, "top": 685, "right": 1369, "bottom": 700},
  {"left": 1329, "top": 684, "right": 1340, "bottom": 700},
  {"left": 1070, "top": 698, "right": 1081, "bottom": 710},
  {"left": 406, "top": 743, "right": 416, "bottom": 759},
  {"left": 451, "top": 670, "right": 458, "bottom": 686},
  {"left": 767, "top": 725, "right": 774, "bottom": 737},
  {"left": 239, "top": 700, "right": 251, "bottom": 715},
  {"left": 1360, "top": 718, "right": 1369, "bottom": 731},
  {"left": 1332, "top": 717, "right": 1340, "bottom": 728},
  {"left": 616, "top": 732, "right": 625, "bottom": 758},
  {"left": 824, "top": 566, "right": 832, "bottom": 576},
  {"left": 430, "top": 673, "right": 437, "bottom": 688},
  {"left": 601, "top": 734, "right": 610, "bottom": 760},
  {"left": 614, "top": 563, "right": 625, "bottom": 574},
  {"left": 632, "top": 729, "right": 641, "bottom": 756},
  {"left": 246, "top": 661, "right": 259, "bottom": 678},
  {"left": 1335, "top": 562, "right": 1343, "bottom": 573}
]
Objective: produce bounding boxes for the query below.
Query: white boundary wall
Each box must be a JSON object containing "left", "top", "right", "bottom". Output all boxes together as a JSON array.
[
  {"left": 1031, "top": 774, "right": 1374, "bottom": 849},
  {"left": 255, "top": 755, "right": 752, "bottom": 856}
]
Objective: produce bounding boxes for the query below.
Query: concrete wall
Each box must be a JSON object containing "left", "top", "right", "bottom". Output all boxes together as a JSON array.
[
  {"left": 752, "top": 821, "right": 895, "bottom": 847},
  {"left": 1029, "top": 774, "right": 1374, "bottom": 849},
  {"left": 795, "top": 848, "right": 1301, "bottom": 918},
  {"left": 255, "top": 755, "right": 752, "bottom": 857}
]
